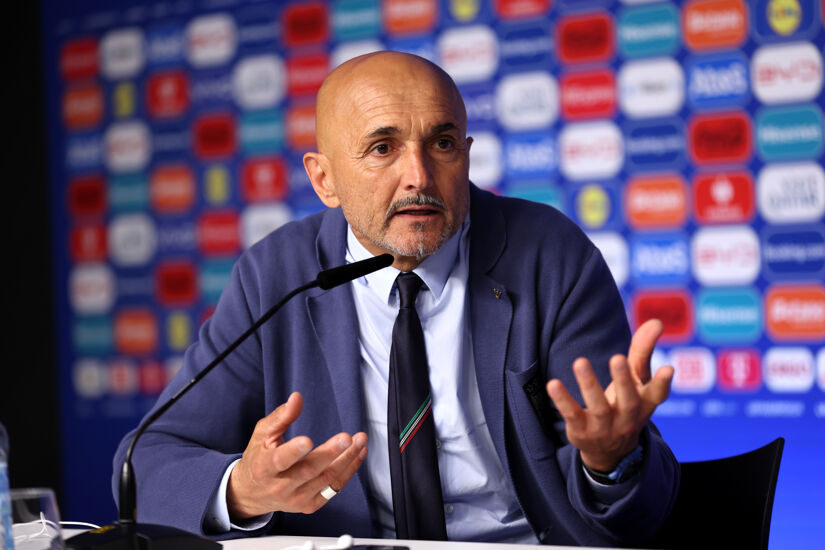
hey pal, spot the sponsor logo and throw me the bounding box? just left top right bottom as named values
left=191, top=72, right=233, bottom=103
left=670, top=348, right=715, bottom=392
left=233, top=55, right=286, bottom=110
left=70, top=264, right=116, bottom=315
left=754, top=0, right=817, bottom=40
left=687, top=53, right=749, bottom=108
left=66, top=134, right=102, bottom=171
left=630, top=232, right=690, bottom=286
left=618, top=3, right=680, bottom=58
left=752, top=42, right=823, bottom=104
left=625, top=174, right=688, bottom=229
left=505, top=183, right=565, bottom=213
left=198, top=210, right=240, bottom=256
left=236, top=8, right=280, bottom=47
left=241, top=157, right=288, bottom=202
left=286, top=104, right=317, bottom=150
left=448, top=0, right=482, bottom=22
left=283, top=2, right=328, bottom=47
left=757, top=162, right=825, bottom=223
left=496, top=71, right=558, bottom=130
left=561, top=70, right=616, bottom=121
left=632, top=290, right=693, bottom=342
left=150, top=165, right=195, bottom=214
left=147, top=24, right=185, bottom=66
left=559, top=121, right=623, bottom=180
left=60, top=37, right=98, bottom=80
left=683, top=0, right=748, bottom=51
left=204, top=165, right=232, bottom=206
left=692, top=225, right=760, bottom=286
left=108, top=213, right=158, bottom=267
left=765, top=284, right=825, bottom=341
left=109, top=175, right=149, bottom=213
left=697, top=288, right=762, bottom=343
left=186, top=13, right=237, bottom=68
left=494, top=0, right=550, bottom=19
left=619, top=58, right=684, bottom=119
left=104, top=121, right=151, bottom=173
left=588, top=232, right=629, bottom=287
left=504, top=132, right=556, bottom=178
left=146, top=70, right=189, bottom=119
left=624, top=119, right=684, bottom=169
left=332, top=0, right=381, bottom=41
left=756, top=105, right=824, bottom=161
left=156, top=221, right=197, bottom=254
left=763, top=346, right=815, bottom=392
left=693, top=171, right=755, bottom=224
left=73, top=316, right=112, bottom=355
left=763, top=227, right=825, bottom=280
left=112, top=81, right=137, bottom=119
left=193, top=113, right=236, bottom=159
left=438, top=25, right=498, bottom=83
left=689, top=111, right=752, bottom=164
left=73, top=359, right=108, bottom=398
left=499, top=22, right=553, bottom=70
left=201, top=259, right=235, bottom=303
left=166, top=311, right=193, bottom=352
left=63, top=86, right=104, bottom=130
left=117, top=273, right=154, bottom=300
left=156, top=260, right=198, bottom=306
left=70, top=224, right=107, bottom=262
left=139, top=361, right=167, bottom=395
left=717, top=349, right=761, bottom=392
left=100, top=28, right=145, bottom=80
left=287, top=53, right=329, bottom=97
left=67, top=175, right=106, bottom=218
left=241, top=204, right=293, bottom=249
left=114, top=309, right=158, bottom=355
left=557, top=12, right=613, bottom=64
left=384, top=0, right=437, bottom=35
left=240, top=110, right=284, bottom=154
left=574, top=183, right=618, bottom=230
left=468, top=131, right=503, bottom=189
left=462, top=86, right=497, bottom=124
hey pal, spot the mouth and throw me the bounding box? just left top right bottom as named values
left=386, top=195, right=448, bottom=221
left=392, top=205, right=443, bottom=218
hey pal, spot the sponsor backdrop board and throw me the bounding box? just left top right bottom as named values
left=43, top=0, right=824, bottom=547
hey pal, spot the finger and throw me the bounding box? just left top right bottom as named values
left=546, top=378, right=586, bottom=433
left=256, top=392, right=304, bottom=446
left=640, top=365, right=674, bottom=419
left=627, top=319, right=664, bottom=384
left=299, top=432, right=369, bottom=504
left=269, top=435, right=314, bottom=472
left=573, top=358, right=610, bottom=417
left=282, top=432, right=355, bottom=487
left=610, top=354, right=642, bottom=428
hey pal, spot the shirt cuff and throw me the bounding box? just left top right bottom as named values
left=204, top=458, right=273, bottom=533
left=581, top=463, right=636, bottom=505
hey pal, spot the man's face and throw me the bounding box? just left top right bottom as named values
left=306, top=56, right=472, bottom=266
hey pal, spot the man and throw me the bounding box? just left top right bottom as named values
left=113, top=52, right=678, bottom=547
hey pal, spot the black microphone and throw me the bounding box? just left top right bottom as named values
left=65, top=253, right=394, bottom=550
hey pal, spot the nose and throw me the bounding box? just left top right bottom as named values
left=400, top=143, right=433, bottom=192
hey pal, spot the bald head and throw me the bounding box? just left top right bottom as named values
left=314, top=51, right=466, bottom=155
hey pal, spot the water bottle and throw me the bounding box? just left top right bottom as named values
left=0, top=421, right=13, bottom=549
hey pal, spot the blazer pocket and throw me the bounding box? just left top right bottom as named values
left=505, top=361, right=563, bottom=461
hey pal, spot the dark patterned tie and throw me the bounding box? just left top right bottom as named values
left=387, top=272, right=448, bottom=540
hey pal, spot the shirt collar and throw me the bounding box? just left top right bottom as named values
left=345, top=218, right=468, bottom=305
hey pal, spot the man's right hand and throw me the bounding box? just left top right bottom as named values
left=227, top=392, right=368, bottom=520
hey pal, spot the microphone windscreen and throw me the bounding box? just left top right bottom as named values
left=316, top=253, right=394, bottom=290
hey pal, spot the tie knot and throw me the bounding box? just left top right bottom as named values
left=396, top=272, right=423, bottom=309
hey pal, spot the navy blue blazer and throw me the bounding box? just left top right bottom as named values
left=113, top=185, right=679, bottom=547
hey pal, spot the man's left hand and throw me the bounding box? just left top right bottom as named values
left=546, top=319, right=674, bottom=473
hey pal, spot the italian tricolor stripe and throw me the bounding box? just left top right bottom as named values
left=399, top=394, right=432, bottom=453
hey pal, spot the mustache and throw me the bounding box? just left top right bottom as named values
left=385, top=194, right=447, bottom=218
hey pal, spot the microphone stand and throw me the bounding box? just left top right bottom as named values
left=65, top=254, right=393, bottom=550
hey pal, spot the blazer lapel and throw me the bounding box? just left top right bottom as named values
left=467, top=186, right=514, bottom=466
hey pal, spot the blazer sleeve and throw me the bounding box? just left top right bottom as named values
left=546, top=246, right=680, bottom=544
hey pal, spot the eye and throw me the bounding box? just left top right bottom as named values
left=372, top=143, right=391, bottom=155
left=434, top=137, right=455, bottom=151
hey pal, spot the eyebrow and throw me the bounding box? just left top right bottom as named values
left=364, top=122, right=459, bottom=140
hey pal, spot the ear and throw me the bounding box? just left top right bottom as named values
left=303, top=152, right=340, bottom=208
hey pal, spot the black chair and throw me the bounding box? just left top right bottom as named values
left=646, top=437, right=785, bottom=550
